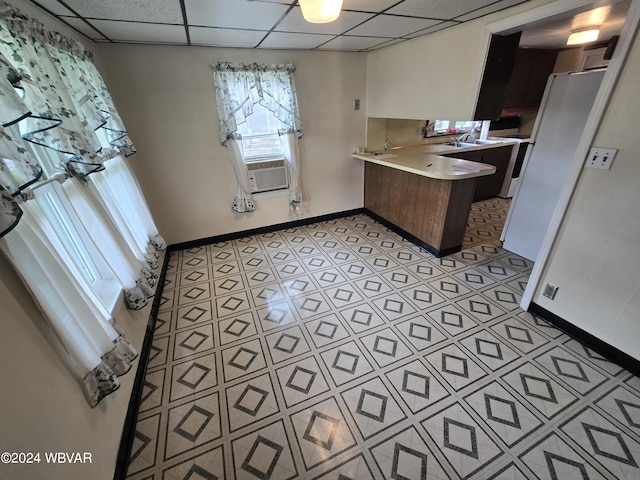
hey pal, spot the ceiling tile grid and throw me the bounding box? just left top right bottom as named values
left=29, top=0, right=534, bottom=51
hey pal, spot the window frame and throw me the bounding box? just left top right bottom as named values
left=426, top=119, right=484, bottom=137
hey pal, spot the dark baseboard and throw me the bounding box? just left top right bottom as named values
left=363, top=209, right=461, bottom=258
left=113, top=251, right=171, bottom=480
left=167, top=208, right=365, bottom=252
left=529, top=302, right=640, bottom=377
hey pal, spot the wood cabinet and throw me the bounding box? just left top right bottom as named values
left=474, top=32, right=522, bottom=121
left=364, top=162, right=477, bottom=256
left=444, top=145, right=512, bottom=201
left=503, top=48, right=558, bottom=110
left=475, top=43, right=559, bottom=119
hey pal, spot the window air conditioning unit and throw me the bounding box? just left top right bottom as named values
left=247, top=159, right=288, bottom=193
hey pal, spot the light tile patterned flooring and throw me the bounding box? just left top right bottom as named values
left=127, top=197, right=640, bottom=479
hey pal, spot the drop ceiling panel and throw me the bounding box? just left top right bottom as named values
left=455, top=0, right=530, bottom=22
left=87, top=20, right=187, bottom=44
left=190, top=27, right=266, bottom=48
left=276, top=7, right=373, bottom=35
left=342, top=0, right=403, bottom=13
left=347, top=14, right=440, bottom=38
left=317, top=35, right=393, bottom=51
left=32, top=0, right=75, bottom=16
left=59, top=16, right=107, bottom=40
left=258, top=32, right=335, bottom=50
left=185, top=0, right=290, bottom=30
left=403, top=21, right=459, bottom=39
left=387, top=0, right=497, bottom=20
left=61, top=0, right=183, bottom=23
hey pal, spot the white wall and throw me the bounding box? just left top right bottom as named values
left=366, top=0, right=556, bottom=120
left=533, top=27, right=640, bottom=357
left=96, top=45, right=367, bottom=245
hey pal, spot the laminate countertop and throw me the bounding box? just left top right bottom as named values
left=353, top=142, right=516, bottom=180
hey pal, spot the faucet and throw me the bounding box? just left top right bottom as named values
left=456, top=131, right=476, bottom=143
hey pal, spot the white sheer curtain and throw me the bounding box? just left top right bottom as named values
left=89, top=155, right=166, bottom=268
left=211, top=62, right=303, bottom=213
left=280, top=131, right=302, bottom=214
left=0, top=196, right=137, bottom=407
left=0, top=1, right=164, bottom=406
left=61, top=178, right=156, bottom=310
left=226, top=138, right=255, bottom=213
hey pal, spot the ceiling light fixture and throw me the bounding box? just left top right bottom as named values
left=567, top=28, right=600, bottom=45
left=299, top=0, right=343, bottom=24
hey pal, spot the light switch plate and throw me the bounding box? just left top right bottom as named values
left=586, top=147, right=617, bottom=170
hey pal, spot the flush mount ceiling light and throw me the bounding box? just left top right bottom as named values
left=299, top=0, right=343, bottom=24
left=567, top=28, right=600, bottom=45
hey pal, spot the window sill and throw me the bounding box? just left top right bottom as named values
left=252, top=189, right=289, bottom=200
left=94, top=278, right=123, bottom=316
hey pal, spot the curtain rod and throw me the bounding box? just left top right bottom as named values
left=28, top=171, right=68, bottom=191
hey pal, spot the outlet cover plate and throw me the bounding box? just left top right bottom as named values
left=543, top=283, right=558, bottom=300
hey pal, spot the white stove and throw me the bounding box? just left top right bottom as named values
left=488, top=129, right=531, bottom=198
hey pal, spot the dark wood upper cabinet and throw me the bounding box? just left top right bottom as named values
left=503, top=48, right=559, bottom=110
left=474, top=35, right=560, bottom=120
left=473, top=32, right=522, bottom=121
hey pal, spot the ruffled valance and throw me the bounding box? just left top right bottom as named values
left=212, top=61, right=303, bottom=145
left=0, top=0, right=138, bottom=239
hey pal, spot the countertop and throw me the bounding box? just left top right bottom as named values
left=353, top=141, right=516, bottom=180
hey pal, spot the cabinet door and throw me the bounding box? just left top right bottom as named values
left=523, top=50, right=558, bottom=106
left=473, top=32, right=522, bottom=120
left=503, top=48, right=559, bottom=110
left=476, top=146, right=511, bottom=200
left=503, top=49, right=534, bottom=108
left=444, top=146, right=511, bottom=201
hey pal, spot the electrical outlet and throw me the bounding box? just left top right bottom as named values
left=586, top=147, right=617, bottom=170
left=542, top=283, right=558, bottom=300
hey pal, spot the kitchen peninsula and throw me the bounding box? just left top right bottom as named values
left=354, top=144, right=499, bottom=257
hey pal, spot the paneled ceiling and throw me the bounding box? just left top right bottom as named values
left=30, top=0, right=533, bottom=51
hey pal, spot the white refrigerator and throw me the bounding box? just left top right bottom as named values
left=501, top=70, right=605, bottom=261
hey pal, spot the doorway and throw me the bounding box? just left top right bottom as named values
left=485, top=0, right=639, bottom=310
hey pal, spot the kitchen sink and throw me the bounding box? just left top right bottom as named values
left=443, top=141, right=472, bottom=147
left=443, top=139, right=501, bottom=148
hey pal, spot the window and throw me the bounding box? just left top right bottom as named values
left=212, top=61, right=303, bottom=212
left=20, top=141, right=121, bottom=311
left=236, top=103, right=285, bottom=161
left=426, top=120, right=484, bottom=137
left=37, top=183, right=103, bottom=286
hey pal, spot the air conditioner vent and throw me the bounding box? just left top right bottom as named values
left=247, top=159, right=288, bottom=193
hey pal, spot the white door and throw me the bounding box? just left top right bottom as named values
left=501, top=71, right=605, bottom=261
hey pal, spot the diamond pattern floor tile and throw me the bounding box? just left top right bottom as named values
left=126, top=198, right=640, bottom=480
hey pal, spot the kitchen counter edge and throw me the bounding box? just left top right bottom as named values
left=353, top=143, right=509, bottom=180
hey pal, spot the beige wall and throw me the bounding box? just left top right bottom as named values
left=97, top=44, right=367, bottom=245
left=366, top=0, right=556, bottom=120
left=534, top=26, right=640, bottom=357
left=0, top=252, right=154, bottom=480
